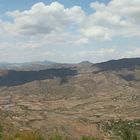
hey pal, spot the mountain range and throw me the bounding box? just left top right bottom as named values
left=0, top=57, right=140, bottom=138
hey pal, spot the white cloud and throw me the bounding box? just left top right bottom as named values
left=125, top=48, right=140, bottom=58
left=0, top=42, right=11, bottom=48
left=1, top=0, right=140, bottom=44
left=81, top=26, right=112, bottom=41
left=16, top=31, right=88, bottom=49
left=89, top=0, right=140, bottom=38
left=0, top=0, right=140, bottom=63
left=3, top=2, right=85, bottom=36
left=79, top=48, right=116, bottom=57
left=109, top=0, right=140, bottom=24
left=75, top=37, right=89, bottom=45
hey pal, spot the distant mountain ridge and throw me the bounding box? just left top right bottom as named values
left=95, top=57, right=140, bottom=71
left=1, top=57, right=140, bottom=71
left=0, top=57, right=140, bottom=87
left=0, top=60, right=56, bottom=71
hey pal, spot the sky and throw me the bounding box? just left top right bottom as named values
left=0, top=0, right=140, bottom=63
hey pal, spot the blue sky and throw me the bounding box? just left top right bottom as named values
left=0, top=0, right=140, bottom=63
left=0, top=0, right=110, bottom=13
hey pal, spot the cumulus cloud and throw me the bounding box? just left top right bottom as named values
left=1, top=0, right=140, bottom=43
left=109, top=0, right=140, bottom=24
left=89, top=0, right=140, bottom=38
left=3, top=2, right=85, bottom=36
left=81, top=26, right=112, bottom=41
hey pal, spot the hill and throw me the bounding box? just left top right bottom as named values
left=0, top=58, right=139, bottom=138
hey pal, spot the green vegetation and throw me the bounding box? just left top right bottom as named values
left=3, top=131, right=45, bottom=140
left=101, top=119, right=140, bottom=140
left=0, top=129, right=99, bottom=140
left=48, top=135, right=99, bottom=140
left=0, top=125, right=3, bottom=140
left=79, top=136, right=99, bottom=140
left=49, top=135, right=63, bottom=140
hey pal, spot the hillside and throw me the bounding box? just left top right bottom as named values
left=0, top=58, right=140, bottom=138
